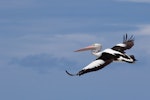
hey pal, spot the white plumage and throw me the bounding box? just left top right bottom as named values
left=83, top=60, right=105, bottom=70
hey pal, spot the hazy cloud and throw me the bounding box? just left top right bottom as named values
left=0, top=33, right=102, bottom=58
left=116, top=0, right=150, bottom=3
left=134, top=25, right=150, bottom=35
left=126, top=24, right=150, bottom=56
left=0, top=0, right=37, bottom=8
left=0, top=1, right=150, bottom=100
left=10, top=53, right=77, bottom=72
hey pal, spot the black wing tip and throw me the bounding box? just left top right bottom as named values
left=65, top=70, right=78, bottom=76
left=123, top=33, right=135, bottom=42
left=129, top=34, right=135, bottom=41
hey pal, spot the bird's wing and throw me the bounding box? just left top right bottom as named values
left=66, top=53, right=113, bottom=76
left=111, top=34, right=134, bottom=53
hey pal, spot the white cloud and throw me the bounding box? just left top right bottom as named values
left=127, top=24, right=150, bottom=55
left=10, top=53, right=77, bottom=72
left=132, top=24, right=150, bottom=35
left=2, top=33, right=103, bottom=71
left=0, top=34, right=102, bottom=60
left=0, top=0, right=36, bottom=8
left=116, top=0, right=150, bottom=3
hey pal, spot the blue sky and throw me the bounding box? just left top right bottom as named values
left=0, top=0, right=150, bottom=100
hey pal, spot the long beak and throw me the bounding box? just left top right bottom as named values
left=74, top=45, right=96, bottom=52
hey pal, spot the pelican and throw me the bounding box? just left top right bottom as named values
left=66, top=34, right=136, bottom=76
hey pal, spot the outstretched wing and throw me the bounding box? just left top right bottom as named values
left=66, top=53, right=113, bottom=76
left=111, top=34, right=134, bottom=53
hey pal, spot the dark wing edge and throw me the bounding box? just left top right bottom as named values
left=123, top=33, right=135, bottom=50
left=65, top=70, right=78, bottom=76
left=66, top=59, right=113, bottom=76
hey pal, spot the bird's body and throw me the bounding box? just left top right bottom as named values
left=66, top=34, right=136, bottom=76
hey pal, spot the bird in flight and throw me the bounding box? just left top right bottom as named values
left=66, top=34, right=136, bottom=76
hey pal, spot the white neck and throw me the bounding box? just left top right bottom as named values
left=91, top=50, right=102, bottom=57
